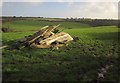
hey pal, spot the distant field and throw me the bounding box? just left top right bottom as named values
left=3, top=20, right=90, bottom=31
left=2, top=18, right=119, bottom=82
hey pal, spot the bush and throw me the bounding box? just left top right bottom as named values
left=1, top=27, right=13, bottom=32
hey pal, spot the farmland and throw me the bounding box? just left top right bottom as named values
left=2, top=18, right=119, bottom=82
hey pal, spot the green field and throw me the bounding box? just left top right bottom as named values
left=3, top=20, right=90, bottom=31
left=2, top=19, right=119, bottom=82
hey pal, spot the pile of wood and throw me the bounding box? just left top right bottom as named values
left=15, top=24, right=73, bottom=49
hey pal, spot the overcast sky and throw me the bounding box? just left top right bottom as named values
left=1, top=0, right=119, bottom=19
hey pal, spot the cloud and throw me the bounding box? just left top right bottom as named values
left=0, top=0, right=2, bottom=16
left=57, top=0, right=119, bottom=2
left=24, top=0, right=44, bottom=2
left=0, top=0, right=2, bottom=7
left=2, top=0, right=119, bottom=2
left=3, top=0, right=44, bottom=2
left=64, top=2, right=118, bottom=19
left=58, top=0, right=77, bottom=2
left=85, top=0, right=119, bottom=2
left=1, top=1, right=118, bottom=19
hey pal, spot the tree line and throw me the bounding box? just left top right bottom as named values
left=65, top=18, right=119, bottom=27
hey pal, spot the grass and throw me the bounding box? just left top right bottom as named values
left=3, top=20, right=90, bottom=31
left=2, top=19, right=119, bottom=82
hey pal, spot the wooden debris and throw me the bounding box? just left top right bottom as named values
left=14, top=24, right=73, bottom=49
left=0, top=45, right=8, bottom=49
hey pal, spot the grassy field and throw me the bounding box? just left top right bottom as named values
left=3, top=20, right=90, bottom=31
left=2, top=19, right=119, bottom=82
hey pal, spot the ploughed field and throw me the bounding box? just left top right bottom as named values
left=2, top=18, right=119, bottom=81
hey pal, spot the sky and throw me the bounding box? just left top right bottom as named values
left=1, top=0, right=119, bottom=19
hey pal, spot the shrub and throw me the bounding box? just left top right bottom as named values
left=1, top=27, right=13, bottom=32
